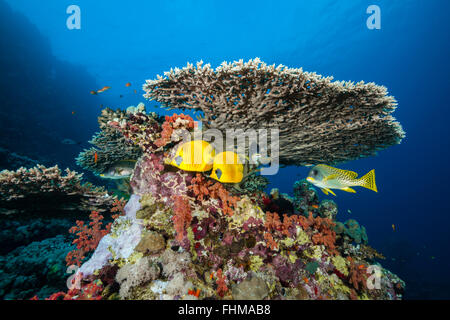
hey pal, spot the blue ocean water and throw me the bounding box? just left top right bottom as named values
left=0, top=0, right=449, bottom=299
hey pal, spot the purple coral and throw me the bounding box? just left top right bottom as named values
left=130, top=153, right=192, bottom=206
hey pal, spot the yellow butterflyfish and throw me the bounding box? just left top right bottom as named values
left=306, top=164, right=377, bottom=196
left=166, top=140, right=215, bottom=172
left=209, top=151, right=244, bottom=183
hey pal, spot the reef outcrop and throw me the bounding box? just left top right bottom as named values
left=31, top=59, right=405, bottom=300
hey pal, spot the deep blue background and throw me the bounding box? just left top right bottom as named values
left=2, top=0, right=449, bottom=299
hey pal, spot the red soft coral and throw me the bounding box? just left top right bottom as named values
left=110, top=198, right=127, bottom=219
left=46, top=281, right=103, bottom=300
left=172, top=195, right=192, bottom=242
left=155, top=113, right=195, bottom=147
left=66, top=211, right=111, bottom=266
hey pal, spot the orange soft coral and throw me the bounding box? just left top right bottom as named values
left=66, top=211, right=112, bottom=266
left=264, top=232, right=278, bottom=250
left=347, top=257, right=368, bottom=292
left=297, top=212, right=337, bottom=255
left=216, top=268, right=228, bottom=297
left=172, top=195, right=192, bottom=242
left=189, top=173, right=239, bottom=216
left=264, top=211, right=282, bottom=231
left=155, top=113, right=195, bottom=147
left=43, top=280, right=103, bottom=300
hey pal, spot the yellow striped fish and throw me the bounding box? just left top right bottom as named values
left=306, top=164, right=377, bottom=196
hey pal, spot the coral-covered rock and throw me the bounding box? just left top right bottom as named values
left=318, top=200, right=338, bottom=220
left=232, top=275, right=269, bottom=300
left=78, top=194, right=143, bottom=277
left=135, top=231, right=166, bottom=255
left=130, top=153, right=192, bottom=205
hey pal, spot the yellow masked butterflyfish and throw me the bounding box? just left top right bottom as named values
left=167, top=140, right=215, bottom=172
left=209, top=151, right=244, bottom=183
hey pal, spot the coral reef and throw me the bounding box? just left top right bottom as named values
left=143, top=58, right=405, bottom=166
left=76, top=108, right=143, bottom=174
left=0, top=165, right=115, bottom=216
left=0, top=218, right=73, bottom=255
left=18, top=60, right=405, bottom=300
left=69, top=170, right=404, bottom=300
left=130, top=153, right=192, bottom=205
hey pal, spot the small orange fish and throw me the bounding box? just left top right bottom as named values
left=90, top=90, right=98, bottom=95
left=125, top=82, right=131, bottom=87
left=303, top=277, right=309, bottom=284
left=94, top=152, right=98, bottom=163
left=209, top=272, right=214, bottom=280
left=312, top=204, right=319, bottom=209
left=134, top=89, right=137, bottom=94
left=188, top=289, right=200, bottom=298
left=97, top=86, right=111, bottom=93
left=71, top=111, right=76, bottom=115
left=392, top=224, right=395, bottom=232
left=358, top=264, right=366, bottom=270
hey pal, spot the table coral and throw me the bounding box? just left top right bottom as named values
left=0, top=165, right=114, bottom=216
left=143, top=58, right=405, bottom=166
